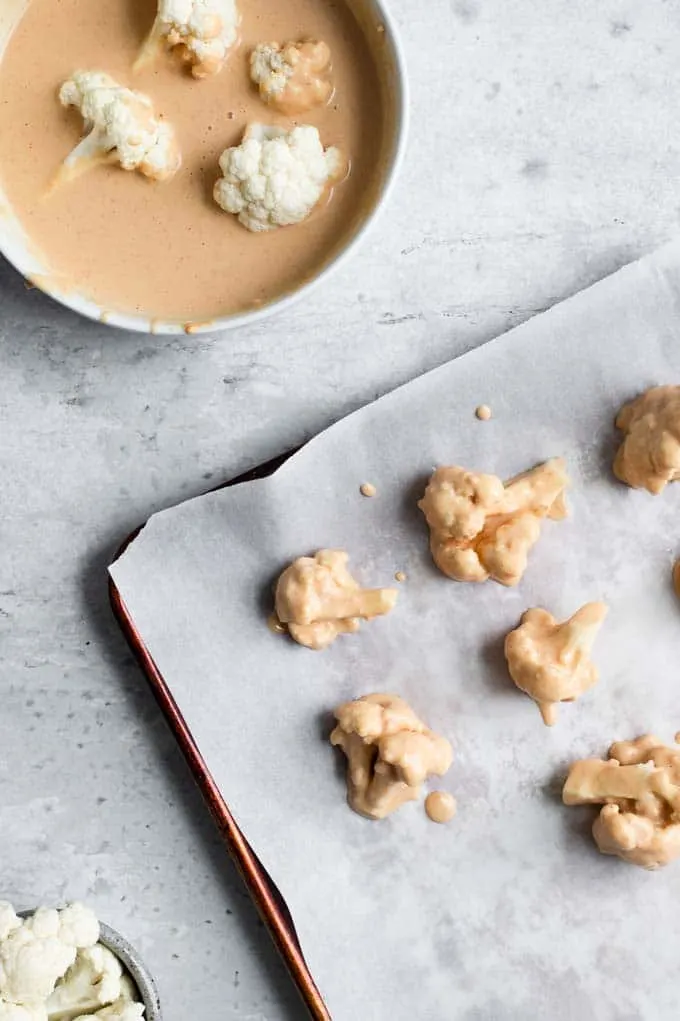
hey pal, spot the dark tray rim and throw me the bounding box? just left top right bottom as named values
left=108, top=450, right=330, bottom=1021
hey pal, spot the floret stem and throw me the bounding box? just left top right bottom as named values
left=48, top=130, right=110, bottom=192
left=559, top=603, right=607, bottom=658
left=335, top=588, right=397, bottom=620
left=133, top=21, right=165, bottom=73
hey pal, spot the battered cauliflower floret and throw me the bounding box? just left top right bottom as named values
left=46, top=944, right=123, bottom=1020
left=213, top=124, right=342, bottom=232
left=274, top=550, right=397, bottom=650
left=138, top=0, right=240, bottom=78
left=250, top=41, right=332, bottom=114
left=563, top=735, right=680, bottom=869
left=504, top=602, right=608, bottom=726
left=58, top=72, right=181, bottom=184
left=418, top=458, right=569, bottom=586
left=330, top=694, right=453, bottom=820
left=0, top=904, right=98, bottom=1005
left=72, top=1002, right=144, bottom=1021
left=613, top=385, right=680, bottom=494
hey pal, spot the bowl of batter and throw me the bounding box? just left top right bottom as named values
left=0, top=0, right=407, bottom=334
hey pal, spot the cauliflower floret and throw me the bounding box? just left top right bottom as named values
left=214, top=124, right=342, bottom=232
left=0, top=1003, right=47, bottom=1021
left=613, top=385, right=680, bottom=494
left=330, top=694, right=453, bottom=820
left=563, top=735, right=680, bottom=869
left=58, top=72, right=181, bottom=184
left=0, top=909, right=21, bottom=945
left=250, top=41, right=332, bottom=114
left=116, top=976, right=137, bottom=1003
left=418, top=458, right=569, bottom=585
left=273, top=550, right=398, bottom=650
left=0, top=905, right=98, bottom=1006
left=46, top=945, right=123, bottom=1020
left=504, top=602, right=608, bottom=726
left=138, top=0, right=240, bottom=78
left=71, top=1002, right=144, bottom=1021
left=42, top=907, right=99, bottom=953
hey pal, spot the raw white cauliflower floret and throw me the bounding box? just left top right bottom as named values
left=58, top=72, right=181, bottom=183
left=250, top=41, right=332, bottom=113
left=72, top=1001, right=144, bottom=1021
left=0, top=1004, right=47, bottom=1021
left=0, top=908, right=21, bottom=944
left=0, top=904, right=98, bottom=1005
left=46, top=944, right=123, bottom=1020
left=214, top=124, right=342, bottom=232
left=139, top=0, right=240, bottom=78
left=43, top=906, right=99, bottom=953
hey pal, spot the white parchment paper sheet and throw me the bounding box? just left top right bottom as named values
left=111, top=240, right=680, bottom=1021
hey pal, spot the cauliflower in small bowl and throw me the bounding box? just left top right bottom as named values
left=0, top=904, right=160, bottom=1021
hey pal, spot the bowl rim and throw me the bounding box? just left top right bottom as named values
left=99, top=921, right=162, bottom=1020
left=0, top=0, right=409, bottom=336
left=16, top=910, right=162, bottom=1019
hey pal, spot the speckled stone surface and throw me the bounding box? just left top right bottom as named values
left=1, top=1, right=680, bottom=1018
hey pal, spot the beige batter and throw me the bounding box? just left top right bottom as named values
left=0, top=0, right=385, bottom=320
left=424, top=790, right=456, bottom=824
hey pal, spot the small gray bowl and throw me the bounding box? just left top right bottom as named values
left=18, top=911, right=161, bottom=1020
left=99, top=921, right=162, bottom=1021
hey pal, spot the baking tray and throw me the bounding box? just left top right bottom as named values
left=109, top=450, right=331, bottom=1021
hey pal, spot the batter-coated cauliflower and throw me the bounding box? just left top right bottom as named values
left=563, top=735, right=680, bottom=869
left=330, top=694, right=453, bottom=819
left=504, top=602, right=608, bottom=726
left=58, top=72, right=181, bottom=184
left=274, top=550, right=397, bottom=650
left=418, top=458, right=569, bottom=586
left=613, top=385, right=680, bottom=494
left=0, top=904, right=98, bottom=1005
left=250, top=41, right=332, bottom=114
left=137, top=0, right=240, bottom=78
left=214, top=124, right=342, bottom=232
left=46, top=945, right=124, bottom=1020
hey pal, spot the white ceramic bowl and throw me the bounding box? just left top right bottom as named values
left=0, top=0, right=408, bottom=335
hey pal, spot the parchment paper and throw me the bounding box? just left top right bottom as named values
left=110, top=240, right=680, bottom=1021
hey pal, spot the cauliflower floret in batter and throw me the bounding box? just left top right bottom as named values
left=137, top=0, right=240, bottom=78
left=250, top=41, right=332, bottom=114
left=57, top=71, right=181, bottom=184
left=213, top=124, right=342, bottom=232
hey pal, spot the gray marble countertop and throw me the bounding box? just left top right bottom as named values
left=1, top=1, right=679, bottom=1018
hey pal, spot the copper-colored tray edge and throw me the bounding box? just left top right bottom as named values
left=109, top=453, right=330, bottom=1021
